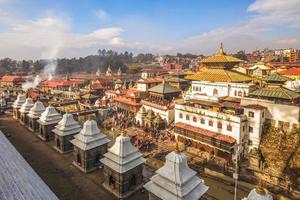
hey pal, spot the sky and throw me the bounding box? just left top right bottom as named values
left=0, top=0, right=300, bottom=60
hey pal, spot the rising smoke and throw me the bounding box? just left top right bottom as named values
left=22, top=39, right=63, bottom=91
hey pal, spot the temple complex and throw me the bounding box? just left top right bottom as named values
left=12, top=94, right=26, bottom=120
left=114, top=89, right=144, bottom=115
left=101, top=131, right=145, bottom=199
left=19, top=98, right=34, bottom=125
left=186, top=43, right=255, bottom=100
left=27, top=101, right=46, bottom=132
left=144, top=146, right=208, bottom=200
left=37, top=106, right=62, bottom=141
left=136, top=80, right=181, bottom=128
left=71, top=120, right=110, bottom=173
left=52, top=113, right=82, bottom=154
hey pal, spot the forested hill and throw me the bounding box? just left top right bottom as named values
left=0, top=49, right=156, bottom=75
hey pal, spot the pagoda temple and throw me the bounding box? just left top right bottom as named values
left=101, top=131, right=145, bottom=199
left=52, top=113, right=81, bottom=154
left=144, top=146, right=208, bottom=200
left=186, top=43, right=254, bottom=99
left=19, top=98, right=34, bottom=125
left=137, top=80, right=181, bottom=128
left=12, top=94, right=26, bottom=120
left=27, top=101, right=45, bottom=132
left=70, top=119, right=110, bottom=173
left=37, top=106, right=62, bottom=141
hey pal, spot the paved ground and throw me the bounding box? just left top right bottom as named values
left=0, top=114, right=251, bottom=200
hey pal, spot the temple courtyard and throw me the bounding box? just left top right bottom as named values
left=0, top=113, right=252, bottom=200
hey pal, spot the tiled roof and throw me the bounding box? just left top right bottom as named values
left=136, top=77, right=163, bottom=84
left=1, top=75, right=24, bottom=82
left=42, top=79, right=84, bottom=87
left=250, top=86, right=300, bottom=100
left=148, top=81, right=181, bottom=94
left=185, top=68, right=252, bottom=82
left=201, top=44, right=242, bottom=64
left=263, top=73, right=292, bottom=83
left=242, top=104, right=266, bottom=110
left=279, top=67, right=300, bottom=76
left=175, top=122, right=236, bottom=144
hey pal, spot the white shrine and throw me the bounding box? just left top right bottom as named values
left=101, top=131, right=145, bottom=199
left=27, top=101, right=45, bottom=132
left=242, top=186, right=273, bottom=200
left=71, top=119, right=110, bottom=172
left=37, top=106, right=62, bottom=141
left=52, top=113, right=82, bottom=154
left=19, top=98, right=34, bottom=125
left=144, top=146, right=208, bottom=200
left=12, top=94, right=26, bottom=119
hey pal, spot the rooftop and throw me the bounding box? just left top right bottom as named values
left=186, top=68, right=252, bottom=83
left=0, top=131, right=59, bottom=200
left=249, top=86, right=300, bottom=100
left=148, top=81, right=181, bottom=94
left=100, top=133, right=145, bottom=173
left=279, top=67, right=300, bottom=76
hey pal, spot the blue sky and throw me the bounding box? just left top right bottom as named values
left=0, top=0, right=300, bottom=59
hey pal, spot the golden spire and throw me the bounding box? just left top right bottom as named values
left=216, top=42, right=226, bottom=55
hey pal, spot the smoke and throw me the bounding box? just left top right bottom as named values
left=22, top=32, right=64, bottom=91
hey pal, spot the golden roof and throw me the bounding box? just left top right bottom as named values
left=201, top=43, right=242, bottom=64
left=186, top=68, right=252, bottom=82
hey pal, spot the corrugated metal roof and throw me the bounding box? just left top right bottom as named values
left=0, top=131, right=58, bottom=200
left=148, top=81, right=181, bottom=94
left=250, top=86, right=300, bottom=100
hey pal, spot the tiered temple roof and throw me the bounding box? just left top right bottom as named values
left=19, top=98, right=34, bottom=114
left=27, top=101, right=46, bottom=119
left=186, top=68, right=252, bottom=82
left=71, top=120, right=110, bottom=151
left=186, top=44, right=252, bottom=83
left=144, top=150, right=208, bottom=200
left=201, top=43, right=242, bottom=66
left=38, top=106, right=62, bottom=125
left=263, top=73, right=292, bottom=83
left=100, top=132, right=145, bottom=173
left=52, top=114, right=81, bottom=136
left=12, top=95, right=26, bottom=109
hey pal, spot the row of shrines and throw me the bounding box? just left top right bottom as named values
left=12, top=94, right=273, bottom=200
left=11, top=94, right=211, bottom=200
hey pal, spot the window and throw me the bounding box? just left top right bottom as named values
left=193, top=116, right=197, bottom=122
left=262, top=112, right=264, bottom=118
left=213, top=89, right=218, bottom=96
left=248, top=140, right=253, bottom=145
left=186, top=115, right=190, bottom=120
left=234, top=90, right=237, bottom=96
left=238, top=91, right=243, bottom=96
left=217, top=122, right=222, bottom=129
left=198, top=87, right=201, bottom=92
left=249, top=126, right=253, bottom=133
left=201, top=118, right=205, bottom=124
left=227, top=124, right=232, bottom=131
left=179, top=113, right=183, bottom=119
left=243, top=126, right=245, bottom=132
left=248, top=111, right=254, bottom=118
left=209, top=120, right=213, bottom=127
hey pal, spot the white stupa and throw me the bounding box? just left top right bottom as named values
left=12, top=94, right=26, bottom=109
left=38, top=106, right=62, bottom=125
left=100, top=132, right=145, bottom=173
left=19, top=98, right=34, bottom=114
left=144, top=146, right=208, bottom=200
left=52, top=114, right=81, bottom=137
left=242, top=187, right=273, bottom=200
left=71, top=120, right=110, bottom=151
left=94, top=99, right=101, bottom=108
left=27, top=101, right=46, bottom=119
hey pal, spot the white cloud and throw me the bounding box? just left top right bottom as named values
left=183, top=0, right=300, bottom=54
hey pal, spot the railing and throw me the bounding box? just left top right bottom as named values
left=174, top=126, right=234, bottom=152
